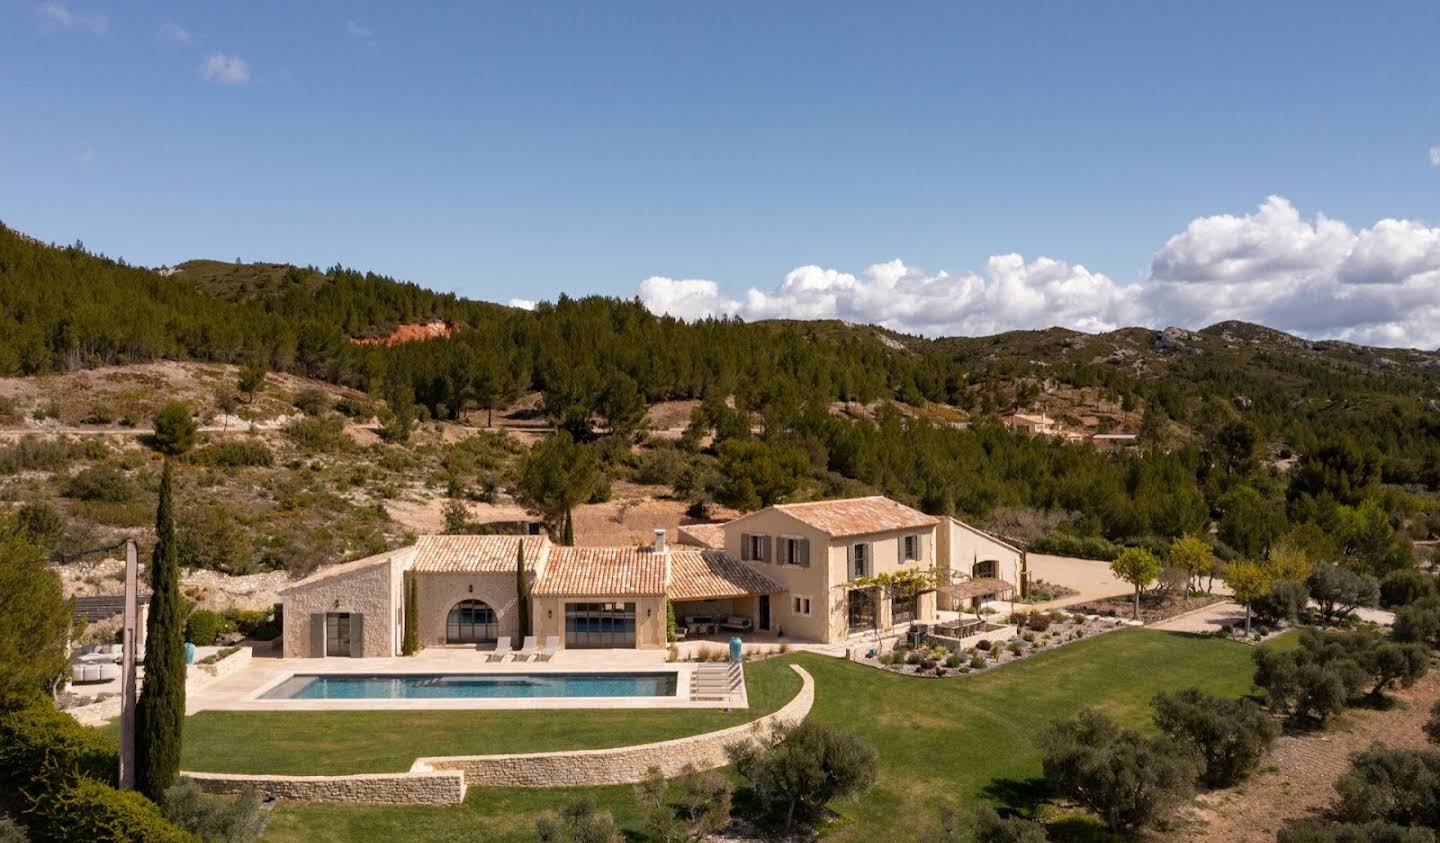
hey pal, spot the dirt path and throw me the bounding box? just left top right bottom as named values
left=1167, top=671, right=1440, bottom=841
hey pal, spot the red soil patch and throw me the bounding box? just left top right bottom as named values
left=349, top=321, right=455, bottom=346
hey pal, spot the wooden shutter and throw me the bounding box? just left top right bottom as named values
left=349, top=614, right=364, bottom=658
left=846, top=544, right=856, bottom=577
left=310, top=614, right=326, bottom=658
left=866, top=543, right=875, bottom=576
left=799, top=538, right=810, bottom=568
left=740, top=534, right=752, bottom=561
left=761, top=536, right=772, bottom=562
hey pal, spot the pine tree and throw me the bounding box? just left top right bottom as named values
left=135, top=459, right=185, bottom=799
left=515, top=540, right=531, bottom=638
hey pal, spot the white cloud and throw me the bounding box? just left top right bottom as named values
left=345, top=20, right=377, bottom=50
left=1430, top=145, right=1440, bottom=167
left=158, top=23, right=194, bottom=45
left=203, top=53, right=250, bottom=84
left=637, top=196, right=1440, bottom=349
left=38, top=2, right=106, bottom=34
left=508, top=298, right=537, bottom=311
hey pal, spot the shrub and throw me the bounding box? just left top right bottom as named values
left=184, top=609, right=237, bottom=646
left=1038, top=708, right=1201, bottom=834
left=1381, top=568, right=1437, bottom=609
left=1393, top=595, right=1440, bottom=646
left=11, top=501, right=64, bottom=550
left=1277, top=820, right=1436, bottom=843
left=974, top=804, right=1049, bottom=843
left=1031, top=532, right=1120, bottom=561
left=1333, top=746, right=1440, bottom=829
left=193, top=440, right=273, bottom=468
left=0, top=701, right=192, bottom=841
left=905, top=651, right=922, bottom=665
left=291, top=388, right=331, bottom=417
left=976, top=639, right=993, bottom=651
left=1426, top=699, right=1440, bottom=747
left=970, top=655, right=987, bottom=670
left=1151, top=687, right=1280, bottom=786
left=160, top=780, right=264, bottom=843
left=535, top=796, right=621, bottom=843
left=178, top=506, right=256, bottom=575
left=726, top=720, right=877, bottom=834
left=333, top=397, right=373, bottom=420
left=1253, top=628, right=1429, bottom=722
left=1308, top=563, right=1381, bottom=626
left=1254, top=578, right=1311, bottom=625
left=945, top=655, right=961, bottom=668
left=61, top=465, right=133, bottom=502
left=0, top=816, right=25, bottom=843
left=1026, top=613, right=1051, bottom=632
left=284, top=414, right=350, bottom=452
left=0, top=436, right=82, bottom=475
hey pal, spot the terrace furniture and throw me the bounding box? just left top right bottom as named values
left=512, top=636, right=537, bottom=662
left=71, top=663, right=120, bottom=684
left=535, top=636, right=559, bottom=662
left=719, top=616, right=753, bottom=633
left=486, top=637, right=512, bottom=662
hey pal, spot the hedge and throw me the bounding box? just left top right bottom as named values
left=0, top=702, right=194, bottom=842
left=183, top=610, right=235, bottom=647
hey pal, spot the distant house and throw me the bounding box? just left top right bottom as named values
left=1002, top=412, right=1056, bottom=435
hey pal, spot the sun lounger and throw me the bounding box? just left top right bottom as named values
left=535, top=636, right=559, bottom=662
left=719, top=616, right=753, bottom=632
left=486, top=636, right=512, bottom=662
left=512, top=635, right=537, bottom=662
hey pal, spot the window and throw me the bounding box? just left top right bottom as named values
left=777, top=537, right=809, bottom=566
left=847, top=589, right=875, bottom=633
left=903, top=534, right=920, bottom=562
left=742, top=534, right=768, bottom=562
left=974, top=559, right=999, bottom=579
left=893, top=593, right=917, bottom=625
left=850, top=543, right=869, bottom=578
left=792, top=595, right=812, bottom=616
left=445, top=600, right=498, bottom=644
left=564, top=602, right=637, bottom=649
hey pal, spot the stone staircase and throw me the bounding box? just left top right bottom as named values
left=689, top=662, right=743, bottom=703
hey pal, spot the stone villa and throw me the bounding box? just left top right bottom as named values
left=280, top=495, right=1024, bottom=657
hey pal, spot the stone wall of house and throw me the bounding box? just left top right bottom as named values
left=282, top=556, right=401, bottom=658
left=182, top=769, right=465, bottom=805
left=417, top=664, right=813, bottom=787
left=531, top=593, right=668, bottom=649
left=414, top=571, right=527, bottom=648
left=193, top=645, right=251, bottom=680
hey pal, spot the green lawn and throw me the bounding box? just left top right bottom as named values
left=131, top=657, right=801, bottom=775
left=258, top=629, right=1269, bottom=842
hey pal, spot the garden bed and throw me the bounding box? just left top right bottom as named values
left=1068, top=592, right=1230, bottom=625
left=859, top=610, right=1136, bottom=678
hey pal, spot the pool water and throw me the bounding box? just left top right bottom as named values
left=261, top=672, right=679, bottom=700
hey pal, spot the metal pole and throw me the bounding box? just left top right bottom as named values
left=118, top=538, right=139, bottom=789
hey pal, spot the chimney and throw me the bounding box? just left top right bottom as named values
left=653, top=528, right=668, bottom=554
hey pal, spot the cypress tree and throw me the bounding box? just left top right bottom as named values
left=135, top=459, right=184, bottom=800
left=515, top=540, right=531, bottom=638
left=562, top=509, right=574, bottom=546
left=401, top=575, right=418, bottom=655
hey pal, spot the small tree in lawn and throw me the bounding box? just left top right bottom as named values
left=1225, top=559, right=1274, bottom=635
left=726, top=720, right=878, bottom=834
left=515, top=539, right=531, bottom=639
left=136, top=460, right=185, bottom=800
left=1111, top=547, right=1160, bottom=619
left=1168, top=534, right=1215, bottom=594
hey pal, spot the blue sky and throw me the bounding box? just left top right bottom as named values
left=4, top=2, right=1440, bottom=345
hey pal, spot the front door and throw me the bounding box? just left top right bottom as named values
left=758, top=595, right=770, bottom=631
left=325, top=612, right=351, bottom=656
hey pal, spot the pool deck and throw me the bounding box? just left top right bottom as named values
left=187, top=647, right=745, bottom=713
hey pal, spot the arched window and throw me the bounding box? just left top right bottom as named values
left=974, top=559, right=999, bottom=580
left=446, top=599, right=498, bottom=644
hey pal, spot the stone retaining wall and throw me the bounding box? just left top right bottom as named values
left=193, top=645, right=251, bottom=680
left=417, top=664, right=814, bottom=788
left=182, top=664, right=814, bottom=803
left=183, top=769, right=465, bottom=805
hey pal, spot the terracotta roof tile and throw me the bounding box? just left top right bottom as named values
left=532, top=546, right=667, bottom=597
left=770, top=496, right=937, bottom=538
left=676, top=523, right=726, bottom=549
left=411, top=535, right=549, bottom=573
left=668, top=550, right=783, bottom=601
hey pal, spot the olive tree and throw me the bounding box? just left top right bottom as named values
left=1110, top=547, right=1160, bottom=620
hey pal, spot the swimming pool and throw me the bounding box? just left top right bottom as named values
left=260, top=671, right=679, bottom=700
